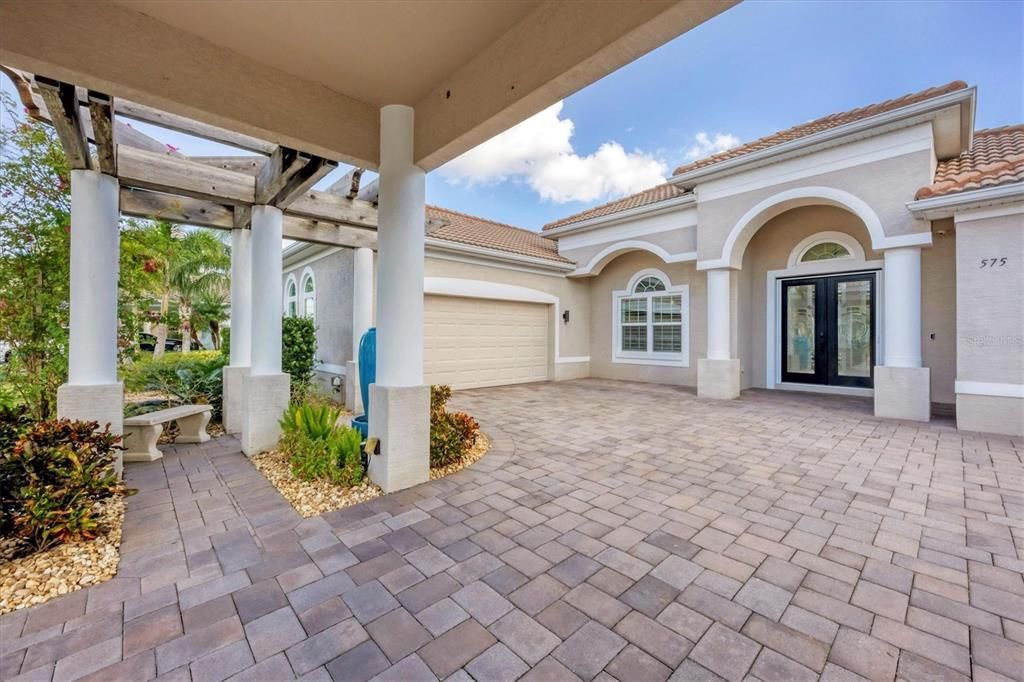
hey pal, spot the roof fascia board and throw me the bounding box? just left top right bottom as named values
left=906, top=182, right=1024, bottom=220
left=543, top=193, right=696, bottom=238
left=669, top=87, right=976, bottom=189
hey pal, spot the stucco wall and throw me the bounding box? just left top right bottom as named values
left=738, top=205, right=879, bottom=390
left=954, top=210, right=1024, bottom=435
left=587, top=250, right=705, bottom=386
left=283, top=248, right=354, bottom=368
left=921, top=222, right=956, bottom=406
left=696, top=144, right=934, bottom=263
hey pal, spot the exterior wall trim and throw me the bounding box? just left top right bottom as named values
left=571, top=240, right=697, bottom=277
left=955, top=381, right=1024, bottom=399
left=907, top=183, right=1024, bottom=220
left=315, top=362, right=346, bottom=375
left=542, top=193, right=697, bottom=238
left=425, top=238, right=574, bottom=273
left=787, top=231, right=866, bottom=268
left=698, top=185, right=929, bottom=271
left=423, top=277, right=590, bottom=367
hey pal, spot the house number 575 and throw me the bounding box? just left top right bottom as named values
left=980, top=258, right=1008, bottom=268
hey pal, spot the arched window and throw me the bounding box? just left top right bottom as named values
left=284, top=275, right=298, bottom=317
left=801, top=242, right=851, bottom=262
left=613, top=270, right=689, bottom=366
left=300, top=268, right=316, bottom=320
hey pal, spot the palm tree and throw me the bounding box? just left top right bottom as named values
left=192, top=290, right=229, bottom=350
left=169, top=230, right=230, bottom=353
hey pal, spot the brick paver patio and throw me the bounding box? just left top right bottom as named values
left=2, top=379, right=1022, bottom=681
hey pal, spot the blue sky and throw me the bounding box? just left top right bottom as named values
left=429, top=0, right=1023, bottom=230
left=3, top=1, right=1020, bottom=234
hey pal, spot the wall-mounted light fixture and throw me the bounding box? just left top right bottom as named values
left=331, top=376, right=343, bottom=392
left=562, top=310, right=571, bottom=324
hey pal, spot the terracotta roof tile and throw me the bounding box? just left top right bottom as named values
left=426, top=205, right=572, bottom=264
left=672, top=80, right=969, bottom=177
left=541, top=183, right=689, bottom=231
left=916, top=125, right=1024, bottom=199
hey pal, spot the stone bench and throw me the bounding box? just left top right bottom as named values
left=123, top=404, right=213, bottom=462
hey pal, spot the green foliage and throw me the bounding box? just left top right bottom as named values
left=282, top=316, right=317, bottom=399
left=0, top=403, right=32, bottom=454
left=429, top=385, right=480, bottom=468
left=0, top=419, right=130, bottom=550
left=277, top=400, right=363, bottom=487
left=287, top=426, right=363, bottom=487
left=122, top=351, right=227, bottom=417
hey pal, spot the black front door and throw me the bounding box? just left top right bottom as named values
left=781, top=272, right=876, bottom=388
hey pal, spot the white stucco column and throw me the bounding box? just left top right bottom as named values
left=241, top=205, right=290, bottom=454
left=882, top=247, right=922, bottom=368
left=369, top=104, right=429, bottom=493
left=875, top=245, right=929, bottom=421
left=706, top=268, right=732, bottom=361
left=345, top=247, right=374, bottom=413
left=223, top=227, right=252, bottom=434
left=698, top=267, right=740, bottom=400
left=57, top=169, right=124, bottom=471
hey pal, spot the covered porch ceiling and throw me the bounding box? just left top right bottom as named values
left=0, top=0, right=735, bottom=171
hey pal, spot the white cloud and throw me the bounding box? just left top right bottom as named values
left=439, top=102, right=666, bottom=204
left=683, top=132, right=741, bottom=161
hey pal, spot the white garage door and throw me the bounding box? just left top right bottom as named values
left=425, top=295, right=550, bottom=389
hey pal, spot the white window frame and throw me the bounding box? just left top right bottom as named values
left=299, top=267, right=316, bottom=321
left=284, top=274, right=298, bottom=318
left=612, top=268, right=689, bottom=367
left=787, top=231, right=866, bottom=268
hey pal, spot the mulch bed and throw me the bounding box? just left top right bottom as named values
left=0, top=496, right=125, bottom=615
left=255, top=432, right=491, bottom=518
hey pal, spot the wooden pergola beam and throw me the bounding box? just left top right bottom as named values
left=35, top=76, right=89, bottom=170
left=120, top=187, right=377, bottom=249
left=113, top=99, right=277, bottom=155
left=191, top=156, right=266, bottom=175
left=87, top=90, right=115, bottom=175
left=255, top=146, right=309, bottom=204
left=274, top=156, right=337, bottom=209
left=329, top=168, right=364, bottom=199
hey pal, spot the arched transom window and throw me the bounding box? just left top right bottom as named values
left=300, top=268, right=316, bottom=320
left=284, top=275, right=298, bottom=317
left=613, top=270, right=689, bottom=366
left=801, top=241, right=851, bottom=262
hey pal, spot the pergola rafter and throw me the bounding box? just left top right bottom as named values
left=9, top=68, right=380, bottom=250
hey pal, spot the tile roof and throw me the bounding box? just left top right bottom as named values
left=426, top=205, right=572, bottom=264
left=915, top=124, right=1024, bottom=199
left=672, top=80, right=970, bottom=177
left=542, top=183, right=689, bottom=231
left=542, top=81, right=970, bottom=233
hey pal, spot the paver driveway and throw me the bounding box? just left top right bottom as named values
left=2, top=379, right=1022, bottom=682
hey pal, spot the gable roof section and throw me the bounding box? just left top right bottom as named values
left=427, top=205, right=572, bottom=264
left=915, top=125, right=1024, bottom=199
left=672, top=80, right=969, bottom=177
left=542, top=183, right=689, bottom=231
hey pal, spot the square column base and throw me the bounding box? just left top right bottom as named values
left=698, top=359, right=741, bottom=400
left=345, top=361, right=362, bottom=414
left=956, top=394, right=1023, bottom=436
left=368, top=384, right=429, bottom=494
left=57, top=382, right=124, bottom=476
left=222, top=365, right=250, bottom=434
left=241, top=373, right=290, bottom=456
left=874, top=366, right=930, bottom=422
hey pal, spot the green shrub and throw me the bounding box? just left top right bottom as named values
left=288, top=426, right=363, bottom=486
left=122, top=351, right=227, bottom=418
left=0, top=419, right=130, bottom=550
left=279, top=402, right=341, bottom=441
left=0, top=403, right=32, bottom=454
left=282, top=316, right=317, bottom=399
left=429, top=385, right=480, bottom=468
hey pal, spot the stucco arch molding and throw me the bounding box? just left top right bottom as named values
left=697, top=186, right=932, bottom=270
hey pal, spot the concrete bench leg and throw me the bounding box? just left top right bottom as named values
left=176, top=411, right=212, bottom=444
left=123, top=424, right=163, bottom=462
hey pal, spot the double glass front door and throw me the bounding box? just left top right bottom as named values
left=781, top=272, right=876, bottom=388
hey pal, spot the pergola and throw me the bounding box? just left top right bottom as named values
left=0, top=0, right=734, bottom=493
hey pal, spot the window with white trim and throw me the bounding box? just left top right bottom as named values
left=284, top=276, right=298, bottom=317
left=613, top=271, right=688, bottom=366
left=300, top=268, right=316, bottom=320
left=800, top=241, right=851, bottom=262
